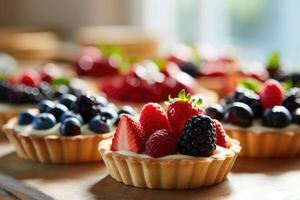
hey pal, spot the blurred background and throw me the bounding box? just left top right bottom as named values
left=0, top=0, right=300, bottom=70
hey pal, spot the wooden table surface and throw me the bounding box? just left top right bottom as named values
left=1, top=133, right=300, bottom=200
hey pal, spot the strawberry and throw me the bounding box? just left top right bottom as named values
left=166, top=90, right=204, bottom=137
left=145, top=129, right=178, bottom=158
left=259, top=79, right=284, bottom=109
left=111, top=114, right=146, bottom=153
left=20, top=71, right=41, bottom=87
left=139, top=103, right=173, bottom=139
left=213, top=119, right=229, bottom=148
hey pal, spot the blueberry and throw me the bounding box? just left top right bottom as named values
left=282, top=87, right=300, bottom=112
left=205, top=104, right=224, bottom=120
left=117, top=105, right=136, bottom=116
left=60, top=111, right=83, bottom=124
left=100, top=107, right=118, bottom=123
left=293, top=108, right=300, bottom=125
left=224, top=102, right=254, bottom=127
left=115, top=105, right=136, bottom=126
left=226, top=87, right=262, bottom=117
left=88, top=115, right=113, bottom=134
left=49, top=103, right=69, bottom=121
left=54, top=85, right=70, bottom=98
left=33, top=113, right=56, bottom=130
left=262, top=106, right=292, bottom=128
left=58, top=94, right=77, bottom=109
left=38, top=100, right=55, bottom=113
left=95, top=95, right=108, bottom=107
left=178, top=62, right=200, bottom=77
left=18, top=110, right=35, bottom=125
left=60, top=118, right=81, bottom=136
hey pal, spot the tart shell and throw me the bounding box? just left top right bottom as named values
left=3, top=118, right=113, bottom=163
left=226, top=129, right=300, bottom=158
left=98, top=139, right=241, bottom=189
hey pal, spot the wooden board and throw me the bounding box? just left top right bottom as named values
left=1, top=135, right=300, bottom=200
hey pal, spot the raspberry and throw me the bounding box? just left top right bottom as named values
left=213, top=119, right=229, bottom=148
left=139, top=103, right=173, bottom=140
left=145, top=129, right=177, bottom=158
left=259, top=79, right=284, bottom=110
left=178, top=115, right=216, bottom=157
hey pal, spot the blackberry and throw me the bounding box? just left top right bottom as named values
left=71, top=93, right=98, bottom=123
left=178, top=62, right=200, bottom=77
left=178, top=115, right=216, bottom=157
left=226, top=87, right=262, bottom=117
left=282, top=87, right=300, bottom=112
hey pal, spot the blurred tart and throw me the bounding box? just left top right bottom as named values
left=3, top=93, right=136, bottom=163
left=205, top=79, right=300, bottom=158
left=100, top=60, right=218, bottom=109
left=99, top=91, right=240, bottom=189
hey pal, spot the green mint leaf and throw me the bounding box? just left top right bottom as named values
left=239, top=78, right=263, bottom=92
left=283, top=79, right=293, bottom=92
left=51, top=78, right=70, bottom=88
left=268, top=51, right=281, bottom=70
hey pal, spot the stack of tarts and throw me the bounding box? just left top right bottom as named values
left=99, top=91, right=240, bottom=189
left=3, top=93, right=136, bottom=163
left=205, top=79, right=300, bottom=158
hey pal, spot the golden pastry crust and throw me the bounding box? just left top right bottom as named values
left=98, top=139, right=241, bottom=189
left=3, top=117, right=113, bottom=163
left=226, top=129, right=300, bottom=158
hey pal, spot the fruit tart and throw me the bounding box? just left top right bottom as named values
left=205, top=79, right=300, bottom=158
left=3, top=93, right=136, bottom=163
left=0, top=68, right=83, bottom=132
left=99, top=91, right=240, bottom=189
left=101, top=60, right=218, bottom=109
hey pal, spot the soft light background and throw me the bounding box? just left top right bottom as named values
left=0, top=0, right=300, bottom=70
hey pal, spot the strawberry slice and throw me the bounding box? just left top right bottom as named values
left=139, top=103, right=173, bottom=140
left=111, top=114, right=146, bottom=153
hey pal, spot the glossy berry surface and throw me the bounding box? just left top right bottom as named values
left=262, top=106, right=292, bottom=128
left=71, top=94, right=98, bottom=123
left=292, top=108, right=300, bottom=125
left=145, top=129, right=177, bottom=158
left=178, top=115, right=216, bottom=157
left=88, top=115, right=113, bottom=134
left=282, top=87, right=300, bottom=112
left=18, top=110, right=35, bottom=125
left=38, top=100, right=55, bottom=113
left=118, top=105, right=136, bottom=116
left=213, top=119, right=229, bottom=148
left=178, top=62, right=200, bottom=77
left=140, top=103, right=173, bottom=140
left=205, top=104, right=224, bottom=120
left=224, top=102, right=254, bottom=127
left=49, top=103, right=69, bottom=121
left=32, top=113, right=56, bottom=130
left=60, top=111, right=83, bottom=124
left=59, top=94, right=77, bottom=109
left=99, top=107, right=118, bottom=123
left=259, top=79, right=284, bottom=110
left=60, top=118, right=81, bottom=136
left=226, top=87, right=262, bottom=117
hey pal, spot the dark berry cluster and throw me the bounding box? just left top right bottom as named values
left=0, top=81, right=81, bottom=105
left=18, top=93, right=136, bottom=136
left=206, top=86, right=300, bottom=128
left=178, top=115, right=216, bottom=157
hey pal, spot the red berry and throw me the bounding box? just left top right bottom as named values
left=213, top=119, right=229, bottom=148
left=40, top=68, right=53, bottom=83
left=259, top=79, right=284, bottom=109
left=145, top=129, right=177, bottom=158
left=20, top=71, right=41, bottom=87
left=167, top=90, right=204, bottom=137
left=111, top=114, right=146, bottom=153
left=139, top=103, right=173, bottom=140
